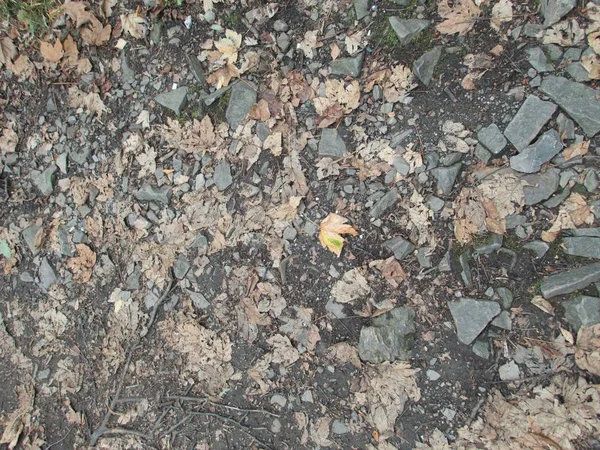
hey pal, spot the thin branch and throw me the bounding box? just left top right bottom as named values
left=189, top=411, right=274, bottom=450
left=166, top=396, right=280, bottom=417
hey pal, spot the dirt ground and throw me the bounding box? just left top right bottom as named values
left=1, top=0, right=600, bottom=449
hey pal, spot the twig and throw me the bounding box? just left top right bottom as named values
left=91, top=427, right=153, bottom=441
left=189, top=411, right=274, bottom=450
left=465, top=397, right=486, bottom=427
left=166, top=396, right=280, bottom=417
left=141, top=273, right=174, bottom=337
left=45, top=425, right=75, bottom=450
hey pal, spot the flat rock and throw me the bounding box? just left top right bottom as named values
left=524, top=241, right=550, bottom=258
left=557, top=113, right=575, bottom=139
left=522, top=168, right=560, bottom=205
left=353, top=0, right=369, bottom=20
left=491, top=311, right=512, bottom=330
left=155, top=87, right=188, bottom=115
left=431, top=163, right=461, bottom=196
left=510, top=130, right=563, bottom=173
left=135, top=184, right=172, bottom=204
left=504, top=96, right=557, bottom=151
left=173, top=254, right=191, bottom=279
left=540, top=262, right=600, bottom=298
left=332, top=419, right=350, bottom=435
left=526, top=47, right=554, bottom=72
left=22, top=225, right=42, bottom=255
left=188, top=290, right=210, bottom=309
left=499, top=360, right=521, bottom=381
left=203, top=85, right=231, bottom=106
left=563, top=295, right=600, bottom=331
left=540, top=76, right=600, bottom=137
left=472, top=339, right=490, bottom=359
left=413, top=46, right=442, bottom=86
left=331, top=53, right=364, bottom=78
left=448, top=298, right=501, bottom=345
left=39, top=257, right=57, bottom=290
left=566, top=62, right=591, bottom=82
left=318, top=128, right=347, bottom=157
left=33, top=165, right=57, bottom=197
left=370, top=188, right=398, bottom=218
left=68, top=145, right=92, bottom=165
left=477, top=124, right=507, bottom=154
left=542, top=0, right=576, bottom=27
left=384, top=236, right=415, bottom=260
left=213, top=161, right=233, bottom=191
left=226, top=81, right=257, bottom=129
left=388, top=17, right=430, bottom=45
left=562, top=237, right=600, bottom=259
left=496, top=287, right=514, bottom=309
left=358, top=307, right=416, bottom=363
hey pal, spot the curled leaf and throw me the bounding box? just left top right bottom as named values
left=318, top=213, right=358, bottom=257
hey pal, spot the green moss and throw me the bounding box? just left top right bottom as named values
left=370, top=17, right=400, bottom=50
left=0, top=0, right=60, bottom=34
left=222, top=11, right=243, bottom=30
left=409, top=27, right=435, bottom=54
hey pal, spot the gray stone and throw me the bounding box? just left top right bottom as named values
left=373, top=85, right=383, bottom=101
left=124, top=265, right=141, bottom=291
left=542, top=0, right=576, bottom=27
left=39, top=257, right=57, bottom=290
left=504, top=96, right=557, bottom=151
left=569, top=228, right=600, bottom=237
left=204, top=10, right=215, bottom=23
left=135, top=184, right=172, bottom=204
left=354, top=0, right=369, bottom=20
left=526, top=47, right=554, bottom=72
left=475, top=144, right=492, bottom=164
left=358, top=307, right=416, bottom=363
left=544, top=186, right=571, bottom=208
left=331, top=53, right=364, bottom=78
left=540, top=76, right=600, bottom=137
left=540, top=262, right=600, bottom=298
left=523, top=23, right=544, bottom=38
left=149, top=20, right=163, bottom=45
left=584, top=170, right=599, bottom=192
left=562, top=237, right=600, bottom=259
left=472, top=339, right=490, bottom=359
left=496, top=287, right=514, bottom=309
left=439, top=251, right=451, bottom=272
left=58, top=225, right=74, bottom=256
left=563, top=47, right=583, bottom=62
left=459, top=252, right=473, bottom=288
left=524, top=241, right=550, bottom=258
left=332, top=420, right=350, bottom=435
left=301, top=390, right=313, bottom=403
left=566, top=62, right=591, bottom=82
left=318, top=128, right=347, bottom=157
left=270, top=394, right=287, bottom=407
left=226, top=81, right=257, bottom=129
left=499, top=360, right=521, bottom=381
left=188, top=290, right=210, bottom=309
left=22, top=225, right=42, bottom=255
left=545, top=44, right=563, bottom=61
left=155, top=87, right=188, bottom=115
left=187, top=54, right=206, bottom=85
left=473, top=234, right=503, bottom=256
left=417, top=248, right=432, bottom=268
left=477, top=124, right=507, bottom=154
left=431, top=163, right=461, bottom=196
left=56, top=152, right=68, bottom=173
left=173, top=255, right=191, bottom=279
left=203, top=85, right=231, bottom=106
left=388, top=17, right=430, bottom=45
left=426, top=369, right=441, bottom=381
left=33, top=165, right=57, bottom=197
left=283, top=226, right=297, bottom=241
left=370, top=188, right=398, bottom=218
left=277, top=33, right=290, bottom=52
left=213, top=161, right=233, bottom=191
left=413, top=46, right=442, bottom=86
left=384, top=235, right=414, bottom=260
left=426, top=195, right=445, bottom=212
left=491, top=311, right=512, bottom=330
left=448, top=298, right=501, bottom=345
left=522, top=168, right=560, bottom=205
left=68, top=145, right=92, bottom=165
left=510, top=130, right=563, bottom=173
left=563, top=295, right=600, bottom=331
left=273, top=19, right=288, bottom=32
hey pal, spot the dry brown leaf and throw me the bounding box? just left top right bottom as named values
left=330, top=43, right=341, bottom=60
left=266, top=333, right=299, bottom=366
left=81, top=18, right=112, bottom=46
left=0, top=37, right=17, bottom=67
left=383, top=64, right=417, bottom=103
left=0, top=384, right=34, bottom=449
left=461, top=71, right=485, bottom=90
left=9, top=54, right=35, bottom=81
left=327, top=342, right=361, bottom=369
left=40, top=40, right=64, bottom=64
left=264, top=132, right=282, bottom=156
left=0, top=122, right=19, bottom=154
left=100, top=0, right=117, bottom=18
left=297, top=30, right=320, bottom=59
left=491, top=0, right=513, bottom=31
left=310, top=417, right=333, bottom=447
left=563, top=140, right=590, bottom=160
left=436, top=0, right=481, bottom=36
left=369, top=257, right=407, bottom=288
left=249, top=99, right=271, bottom=121
left=318, top=212, right=358, bottom=257
left=67, top=243, right=96, bottom=282
left=63, top=1, right=96, bottom=28
left=331, top=268, right=370, bottom=304
left=581, top=54, right=600, bottom=79
left=542, top=193, right=594, bottom=242
left=214, top=29, right=242, bottom=64
left=531, top=295, right=555, bottom=315
left=68, top=86, right=109, bottom=119
left=575, top=324, right=600, bottom=376
left=279, top=306, right=321, bottom=352
left=206, top=63, right=240, bottom=89
left=121, top=13, right=147, bottom=39
left=316, top=157, right=341, bottom=180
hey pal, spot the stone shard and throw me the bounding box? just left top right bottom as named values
left=413, top=46, right=442, bottom=86
left=563, top=295, right=600, bottom=331
left=448, top=298, right=501, bottom=345
left=370, top=188, right=398, bottom=218
left=503, top=96, right=557, bottom=151
left=155, top=87, right=188, bottom=115
left=540, top=262, right=600, bottom=298
left=330, top=53, right=364, bottom=78
left=477, top=124, right=507, bottom=155
left=509, top=129, right=563, bottom=173
left=388, top=17, right=430, bottom=45
left=542, top=0, right=576, bottom=27
left=226, top=81, right=257, bottom=130
left=562, top=237, right=600, bottom=259
left=539, top=76, right=600, bottom=137
left=431, top=163, right=461, bottom=196
left=135, top=184, right=172, bottom=204
left=383, top=236, right=415, bottom=260
left=358, top=307, right=416, bottom=363
left=522, top=168, right=560, bottom=205
left=318, top=128, right=347, bottom=157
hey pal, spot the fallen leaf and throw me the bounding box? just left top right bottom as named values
left=436, top=0, right=481, bottom=36
left=100, top=0, right=117, bottom=18
left=63, top=1, right=96, bottom=28
left=206, top=63, right=239, bottom=88
left=9, top=54, right=36, bottom=81
left=581, top=53, right=600, bottom=79
left=327, top=342, right=361, bottom=369
left=575, top=324, right=600, bottom=376
left=318, top=213, right=358, bottom=257
left=136, top=110, right=150, bottom=128
left=490, top=44, right=504, bottom=56
left=68, top=86, right=109, bottom=119
left=67, top=243, right=96, bottom=282
left=543, top=19, right=585, bottom=46
left=264, top=132, right=282, bottom=156
left=369, top=257, right=407, bottom=288
left=214, top=29, right=242, bottom=63
left=531, top=295, right=555, bottom=315
left=267, top=333, right=300, bottom=366
left=310, top=417, right=333, bottom=447
left=542, top=193, right=594, bottom=242
left=0, top=122, right=18, bottom=154
left=345, top=31, right=364, bottom=55
left=249, top=99, right=271, bottom=121
left=81, top=18, right=111, bottom=46
left=331, top=268, right=370, bottom=303
left=316, top=157, right=341, bottom=180
left=297, top=30, right=319, bottom=59
left=491, top=0, right=513, bottom=31
left=563, top=140, right=590, bottom=160
left=121, top=12, right=147, bottom=39
left=0, top=37, right=17, bottom=67
left=461, top=70, right=485, bottom=90
left=330, top=43, right=341, bottom=60
left=40, top=40, right=64, bottom=64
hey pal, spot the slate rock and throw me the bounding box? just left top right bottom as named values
left=499, top=360, right=521, bottom=381
left=155, top=87, right=188, bottom=115
left=504, top=96, right=557, bottom=151
left=332, top=420, right=350, bottom=435
left=370, top=188, right=398, bottom=218
left=524, top=241, right=550, bottom=258
left=563, top=295, right=600, bottom=331
left=213, top=161, right=233, bottom=191
left=354, top=0, right=369, bottom=20
left=557, top=113, right=575, bottom=140
left=413, top=46, right=442, bottom=86
left=496, top=287, right=514, bottom=309
left=358, top=307, right=416, bottom=363
left=384, top=236, right=415, bottom=260
left=33, top=164, right=57, bottom=197
left=331, top=53, right=364, bottom=78
left=526, top=47, right=554, bottom=72
left=566, top=62, right=591, bottom=82
left=477, top=124, right=507, bottom=154
left=522, top=168, right=560, bottom=205
left=39, top=257, right=58, bottom=290
left=173, top=254, right=191, bottom=279
left=188, top=290, right=210, bottom=309
left=203, top=85, right=231, bottom=106
left=540, top=262, right=600, bottom=298
left=318, top=128, right=347, bottom=157
left=68, top=145, right=92, bottom=165
left=22, top=225, right=42, bottom=255
left=448, top=298, right=501, bottom=345
left=540, top=76, right=600, bottom=137
left=277, top=33, right=290, bottom=52
left=584, top=170, right=599, bottom=192
left=273, top=19, right=288, bottom=32
left=226, top=81, right=257, bottom=129
left=542, top=0, right=576, bottom=27
left=491, top=311, right=512, bottom=330
left=135, top=184, right=172, bottom=204
left=510, top=130, right=563, bottom=173
left=472, top=339, right=490, bottom=359
left=431, top=163, right=461, bottom=196
left=388, top=17, right=430, bottom=45
left=459, top=252, right=473, bottom=288
left=562, top=237, right=600, bottom=259
left=475, top=144, right=492, bottom=164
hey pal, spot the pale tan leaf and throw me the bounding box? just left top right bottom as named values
left=68, top=86, right=109, bottom=119
left=8, top=54, right=35, bottom=81
left=298, top=30, right=319, bottom=59
left=531, top=295, right=555, bottom=315
left=0, top=37, right=17, bottom=67
left=121, top=13, right=147, bottom=39
left=67, top=243, right=96, bottom=282
left=206, top=63, right=239, bottom=89
left=331, top=268, right=370, bottom=303
left=40, top=40, right=64, bottom=63
left=327, top=342, right=361, bottom=369
left=491, top=0, right=513, bottom=31
left=542, top=193, right=594, bottom=242
left=581, top=54, right=600, bottom=79
left=266, top=333, right=299, bottom=366
left=563, top=140, right=590, bottom=160
left=63, top=1, right=96, bottom=28
left=330, top=43, right=341, bottom=60
left=436, top=0, right=481, bottom=36
left=575, top=324, right=600, bottom=376
left=81, top=18, right=112, bottom=46
left=264, top=132, right=282, bottom=156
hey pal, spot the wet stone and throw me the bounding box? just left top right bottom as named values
left=358, top=307, right=416, bottom=363
left=413, top=46, right=442, bottom=86
left=563, top=295, right=600, bottom=331
left=540, top=262, right=600, bottom=298
left=155, top=87, right=188, bottom=115
left=503, top=96, right=557, bottom=151
left=562, top=237, right=600, bottom=259
left=135, top=184, right=172, bottom=204
left=226, top=81, right=257, bottom=129
left=318, top=128, right=347, bottom=158
left=388, top=17, right=430, bottom=45
left=477, top=124, right=507, bottom=154
left=448, top=298, right=501, bottom=345
left=510, top=130, right=563, bottom=173
left=384, top=235, right=415, bottom=261
left=370, top=188, right=398, bottom=218
left=330, top=53, right=364, bottom=78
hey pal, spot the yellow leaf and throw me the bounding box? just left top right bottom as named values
left=318, top=213, right=357, bottom=257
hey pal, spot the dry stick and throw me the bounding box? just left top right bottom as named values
left=166, top=396, right=280, bottom=417
left=189, top=411, right=274, bottom=450
left=141, top=273, right=175, bottom=337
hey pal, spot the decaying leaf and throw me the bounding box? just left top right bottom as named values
left=214, top=29, right=242, bottom=64
left=318, top=213, right=358, bottom=257
left=582, top=53, right=600, bottom=79
left=542, top=193, right=594, bottom=242
left=575, top=324, right=600, bottom=376
left=436, top=0, right=481, bottom=36
left=67, top=243, right=96, bottom=282
left=563, top=140, right=590, bottom=160
left=63, top=1, right=96, bottom=28
left=0, top=384, right=35, bottom=449
left=0, top=122, right=18, bottom=154
left=327, top=342, right=362, bottom=369
left=331, top=268, right=370, bottom=303
left=297, top=30, right=320, bottom=59
left=316, top=157, right=341, bottom=180
left=121, top=12, right=148, bottom=39
left=68, top=86, right=109, bottom=119
left=81, top=18, right=112, bottom=46
left=0, top=37, right=17, bottom=67
left=40, top=40, right=64, bottom=65
left=267, top=333, right=300, bottom=366
left=531, top=295, right=555, bottom=315
left=206, top=63, right=240, bottom=89
left=369, top=257, right=407, bottom=288
left=491, top=0, right=513, bottom=31
left=543, top=19, right=585, bottom=46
